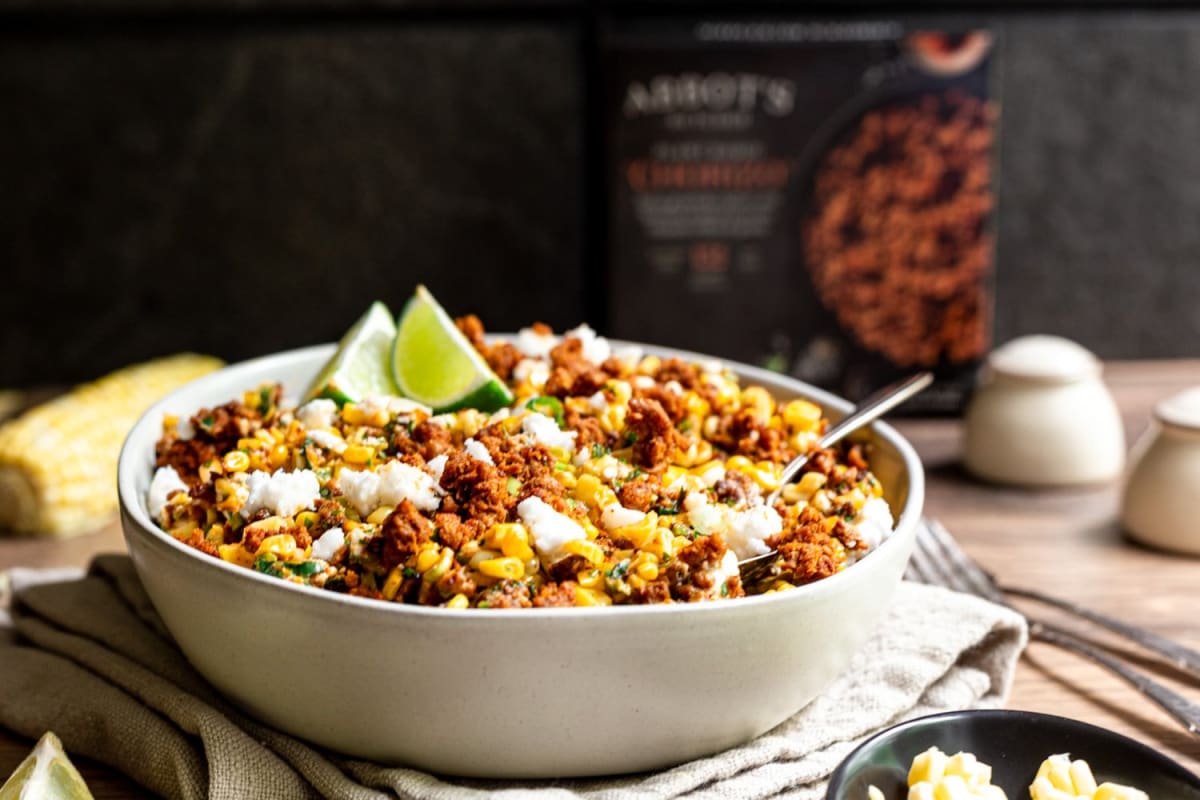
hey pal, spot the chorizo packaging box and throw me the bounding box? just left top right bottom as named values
left=601, top=18, right=1000, bottom=413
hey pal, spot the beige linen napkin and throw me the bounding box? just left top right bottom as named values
left=0, top=551, right=1026, bottom=800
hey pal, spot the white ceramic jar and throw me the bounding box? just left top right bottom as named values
left=1121, top=387, right=1200, bottom=554
left=964, top=335, right=1125, bottom=486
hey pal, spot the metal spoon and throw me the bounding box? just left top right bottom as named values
left=738, top=371, right=934, bottom=586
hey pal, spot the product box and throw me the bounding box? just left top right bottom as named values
left=602, top=18, right=1000, bottom=413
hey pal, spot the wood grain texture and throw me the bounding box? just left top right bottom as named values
left=1, top=360, right=1198, bottom=797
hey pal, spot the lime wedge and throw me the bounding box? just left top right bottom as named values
left=305, top=301, right=398, bottom=404
left=0, top=732, right=94, bottom=800
left=391, top=286, right=514, bottom=413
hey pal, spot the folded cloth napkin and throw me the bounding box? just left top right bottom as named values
left=0, top=550, right=1026, bottom=800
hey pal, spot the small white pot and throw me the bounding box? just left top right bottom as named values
left=1121, top=387, right=1200, bottom=555
left=964, top=335, right=1125, bottom=486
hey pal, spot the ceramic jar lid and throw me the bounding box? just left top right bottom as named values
left=1155, top=386, right=1200, bottom=431
left=986, top=335, right=1101, bottom=383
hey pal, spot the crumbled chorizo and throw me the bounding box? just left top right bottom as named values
left=439, top=452, right=514, bottom=528
left=533, top=581, right=578, bottom=608
left=478, top=580, right=532, bottom=609
left=380, top=499, right=433, bottom=571
left=625, top=397, right=680, bottom=471
left=617, top=478, right=657, bottom=512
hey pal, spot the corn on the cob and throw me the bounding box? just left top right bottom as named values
left=0, top=354, right=223, bottom=537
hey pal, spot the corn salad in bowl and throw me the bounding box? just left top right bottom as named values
left=147, top=317, right=893, bottom=609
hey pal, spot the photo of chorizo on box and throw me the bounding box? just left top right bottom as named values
left=603, top=20, right=1000, bottom=413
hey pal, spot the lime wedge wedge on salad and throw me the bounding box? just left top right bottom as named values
left=391, top=285, right=514, bottom=413
left=305, top=300, right=398, bottom=404
left=0, top=732, right=94, bottom=800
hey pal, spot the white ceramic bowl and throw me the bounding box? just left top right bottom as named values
left=118, top=343, right=924, bottom=779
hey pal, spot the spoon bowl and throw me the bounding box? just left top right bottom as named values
left=741, top=372, right=933, bottom=586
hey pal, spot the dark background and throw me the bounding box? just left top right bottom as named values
left=3, top=3, right=1199, bottom=387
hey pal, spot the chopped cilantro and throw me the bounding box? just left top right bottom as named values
left=678, top=418, right=693, bottom=432
left=258, top=386, right=272, bottom=412
left=254, top=555, right=279, bottom=576
left=288, top=560, right=321, bottom=577
left=630, top=468, right=643, bottom=480
left=623, top=430, right=639, bottom=446
left=402, top=566, right=419, bottom=579
left=554, top=462, right=569, bottom=472
left=721, top=582, right=729, bottom=597
left=591, top=443, right=610, bottom=459
left=200, top=415, right=215, bottom=429
left=653, top=502, right=680, bottom=515
left=606, top=561, right=629, bottom=579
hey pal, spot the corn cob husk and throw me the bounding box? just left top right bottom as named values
left=0, top=354, right=223, bottom=537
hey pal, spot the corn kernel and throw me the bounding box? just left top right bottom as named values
left=446, top=593, right=469, bottom=609
left=237, top=437, right=261, bottom=451
left=267, top=444, right=290, bottom=469
left=797, top=471, right=827, bottom=495
left=416, top=547, right=441, bottom=574
left=220, top=451, right=249, bottom=473
left=740, top=386, right=773, bottom=425
left=563, top=539, right=606, bottom=566
left=366, top=505, right=394, bottom=525
left=218, top=543, right=256, bottom=567
left=294, top=510, right=319, bottom=529
left=381, top=566, right=404, bottom=600
left=782, top=398, right=823, bottom=431
left=343, top=445, right=373, bottom=465
left=574, top=586, right=612, bottom=606
left=610, top=512, right=658, bottom=549
left=635, top=560, right=659, bottom=581
left=479, top=556, right=525, bottom=581
left=342, top=404, right=368, bottom=425
left=255, top=533, right=298, bottom=560
left=576, top=568, right=604, bottom=588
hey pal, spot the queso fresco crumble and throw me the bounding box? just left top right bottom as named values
left=148, top=317, right=893, bottom=608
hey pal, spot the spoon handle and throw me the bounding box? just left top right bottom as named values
left=776, top=371, right=934, bottom=491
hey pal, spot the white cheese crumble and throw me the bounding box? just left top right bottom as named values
left=337, top=461, right=442, bottom=516
left=632, top=375, right=655, bottom=390
left=683, top=491, right=780, bottom=560
left=463, top=438, right=495, bottom=465
left=516, top=328, right=558, bottom=358
left=565, top=323, right=611, bottom=365
left=854, top=497, right=894, bottom=553
left=426, top=454, right=448, bottom=483
left=517, top=496, right=587, bottom=565
left=513, top=358, right=550, bottom=388
left=310, top=527, right=345, bottom=562
left=522, top=411, right=577, bottom=453
left=175, top=417, right=195, bottom=440
left=147, top=466, right=189, bottom=518
left=723, top=505, right=782, bottom=560
left=306, top=429, right=347, bottom=454
left=357, top=395, right=392, bottom=421
left=587, top=391, right=608, bottom=411
left=707, top=550, right=741, bottom=598
left=612, top=344, right=644, bottom=368
left=243, top=469, right=321, bottom=518
left=600, top=503, right=645, bottom=530
left=296, top=398, right=338, bottom=430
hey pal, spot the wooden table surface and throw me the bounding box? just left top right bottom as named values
left=2, top=360, right=1199, bottom=797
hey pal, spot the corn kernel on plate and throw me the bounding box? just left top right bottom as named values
left=117, top=337, right=922, bottom=777
left=826, top=709, right=1200, bottom=800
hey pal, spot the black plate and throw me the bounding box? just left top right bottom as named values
left=826, top=709, right=1200, bottom=799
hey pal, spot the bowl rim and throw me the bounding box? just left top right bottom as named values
left=117, top=339, right=925, bottom=622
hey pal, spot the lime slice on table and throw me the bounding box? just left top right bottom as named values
left=305, top=301, right=398, bottom=404
left=0, top=731, right=94, bottom=800
left=391, top=285, right=514, bottom=413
